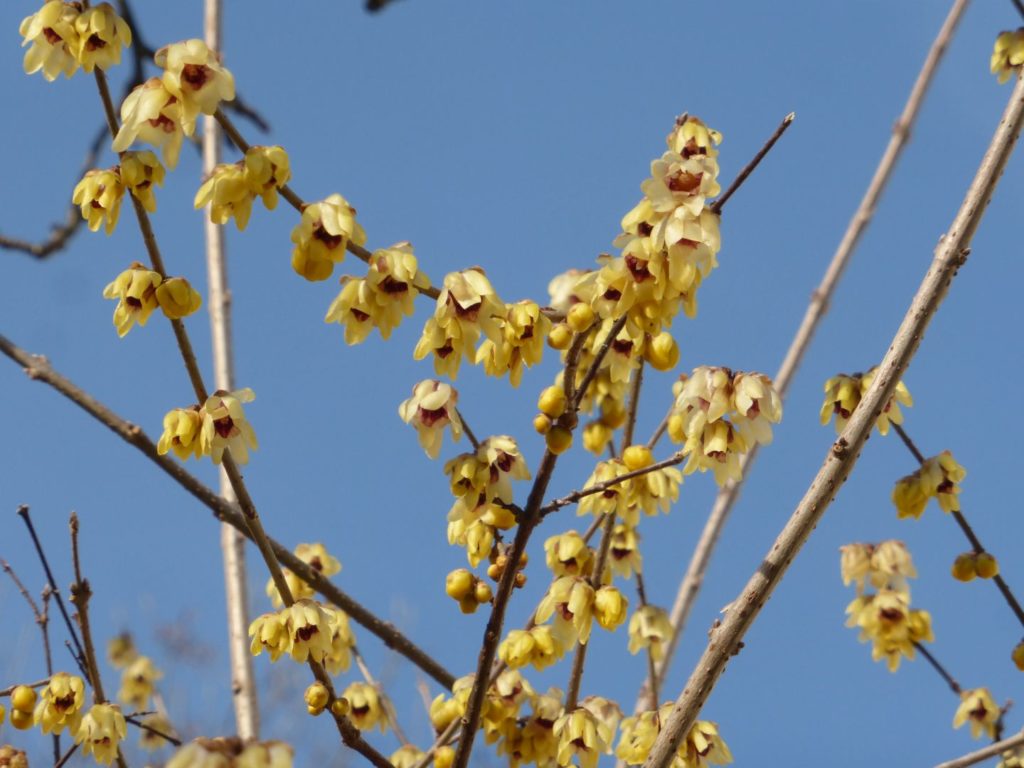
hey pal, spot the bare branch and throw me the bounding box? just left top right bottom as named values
left=709, top=112, right=795, bottom=215
left=934, top=730, right=1024, bottom=768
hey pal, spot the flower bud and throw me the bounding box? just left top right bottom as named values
left=951, top=553, right=977, bottom=582
left=538, top=386, right=567, bottom=418
left=644, top=332, right=679, bottom=371
left=10, top=686, right=36, bottom=713
left=548, top=324, right=573, bottom=350
left=567, top=303, right=596, bottom=333
left=445, top=569, right=475, bottom=600
left=622, top=445, right=654, bottom=471
left=545, top=426, right=573, bottom=455
left=305, top=682, right=329, bottom=715
left=533, top=413, right=552, bottom=435
left=976, top=553, right=999, bottom=579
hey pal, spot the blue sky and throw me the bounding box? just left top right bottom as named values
left=2, top=1, right=1023, bottom=766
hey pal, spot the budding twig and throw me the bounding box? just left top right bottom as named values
left=913, top=641, right=962, bottom=695
left=540, top=452, right=685, bottom=516
left=638, top=0, right=972, bottom=717
left=709, top=112, right=795, bottom=215
left=643, top=64, right=1024, bottom=768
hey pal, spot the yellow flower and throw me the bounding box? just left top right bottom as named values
left=155, top=39, right=235, bottom=135
left=33, top=672, right=85, bottom=735
left=342, top=682, right=388, bottom=733
left=75, top=703, right=127, bottom=766
left=398, top=380, right=463, bottom=459
left=641, top=149, right=720, bottom=216
left=120, top=151, right=165, bottom=212
left=415, top=268, right=506, bottom=378
left=324, top=607, right=357, bottom=675
left=154, top=276, right=202, bottom=320
left=118, top=655, right=162, bottom=709
left=244, top=145, right=291, bottom=209
left=282, top=600, right=336, bottom=663
left=536, top=576, right=596, bottom=646
left=103, top=262, right=162, bottom=337
left=138, top=712, right=176, bottom=751
left=20, top=1, right=80, bottom=81
left=545, top=532, right=594, bottom=578
left=0, top=746, right=28, bottom=768
left=113, top=78, right=185, bottom=169
left=392, top=746, right=426, bottom=768
left=73, top=3, right=131, bottom=72
left=266, top=542, right=342, bottom=608
left=992, top=29, right=1024, bottom=84
left=237, top=740, right=294, bottom=768
left=593, top=586, right=629, bottom=631
left=845, top=589, right=929, bottom=672
left=667, top=115, right=723, bottom=158
left=499, top=626, right=565, bottom=671
left=248, top=612, right=289, bottom=661
left=447, top=518, right=495, bottom=567
left=291, top=193, right=366, bottom=281
left=628, top=605, right=673, bottom=661
left=577, top=460, right=631, bottom=520
left=73, top=168, right=124, bottom=235
left=157, top=406, right=205, bottom=461
left=820, top=367, right=912, bottom=435
left=609, top=524, right=643, bottom=578
left=892, top=451, right=966, bottom=519
left=200, top=388, right=258, bottom=465
left=107, top=633, right=137, bottom=668
left=953, top=688, right=1000, bottom=740
left=195, top=163, right=254, bottom=230
left=325, top=242, right=431, bottom=342
left=477, top=300, right=551, bottom=386
left=552, top=706, right=613, bottom=768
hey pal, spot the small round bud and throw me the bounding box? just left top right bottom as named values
left=331, top=698, right=351, bottom=717
left=518, top=552, right=529, bottom=567
left=951, top=553, right=977, bottom=582
left=1012, top=641, right=1024, bottom=672
left=0, top=702, right=5, bottom=726
left=644, top=332, right=680, bottom=371
left=667, top=413, right=686, bottom=443
left=446, top=569, right=475, bottom=600
left=582, top=421, right=612, bottom=455
left=435, top=745, right=456, bottom=768
left=538, top=386, right=568, bottom=418
left=545, top=426, right=573, bottom=455
left=474, top=581, right=493, bottom=604
left=533, top=413, right=552, bottom=435
left=10, top=685, right=36, bottom=713
left=487, top=563, right=502, bottom=580
left=458, top=596, right=479, bottom=614
left=305, top=682, right=330, bottom=715
left=599, top=398, right=626, bottom=429
left=622, top=445, right=654, bottom=471
left=976, top=552, right=1000, bottom=579
left=567, top=303, right=596, bottom=333
left=547, top=324, right=573, bottom=350
left=514, top=572, right=527, bottom=588
left=10, top=707, right=33, bottom=730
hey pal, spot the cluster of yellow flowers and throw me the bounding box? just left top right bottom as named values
left=19, top=1, right=131, bottom=81
left=668, top=367, right=782, bottom=485
left=266, top=542, right=343, bottom=607
left=72, top=151, right=165, bottom=234
left=841, top=540, right=933, bottom=672
left=618, top=705, right=732, bottom=768
left=249, top=598, right=356, bottom=675
left=195, top=145, right=292, bottom=230
left=157, top=388, right=258, bottom=465
left=102, top=262, right=203, bottom=337
left=165, top=737, right=294, bottom=768
left=992, top=29, right=1024, bottom=84
left=891, top=450, right=966, bottom=519
left=325, top=242, right=432, bottom=343
left=113, top=39, right=235, bottom=169
left=1, top=678, right=127, bottom=766
left=820, top=366, right=912, bottom=436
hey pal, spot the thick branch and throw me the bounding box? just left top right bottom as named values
left=934, top=730, right=1024, bottom=768
left=643, top=68, right=1024, bottom=768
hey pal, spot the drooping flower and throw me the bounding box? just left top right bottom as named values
left=138, top=712, right=176, bottom=751
left=282, top=600, right=336, bottom=663
left=73, top=3, right=131, bottom=72
left=609, top=524, right=643, bottom=578
left=194, top=162, right=254, bottom=230
left=157, top=406, right=205, bottom=461
left=112, top=78, right=185, bottom=169
left=33, top=672, right=86, bottom=735
left=892, top=451, right=967, bottom=519
left=544, top=532, right=594, bottom=578
left=820, top=367, right=912, bottom=436
left=342, top=682, right=388, bottom=733
left=535, top=576, right=596, bottom=646
left=593, top=586, right=629, bottom=631
left=244, top=145, right=291, bottom=209
left=248, top=612, right=289, bottom=662
left=155, top=276, right=203, bottom=320
left=73, top=168, right=124, bottom=235
left=120, top=150, right=165, bottom=212
left=266, top=542, right=342, bottom=608
left=627, top=605, right=673, bottom=661
left=992, top=29, right=1024, bottom=84
left=290, top=194, right=366, bottom=281
left=398, top=380, right=463, bottom=459
left=102, top=262, right=162, bottom=337
left=20, top=1, right=81, bottom=81
left=154, top=39, right=235, bottom=135
left=845, top=589, right=933, bottom=672
left=200, top=388, right=258, bottom=465
left=552, top=706, right=613, bottom=768
left=476, top=300, right=551, bottom=386
left=118, top=656, right=162, bottom=709
left=75, top=704, right=127, bottom=766
left=953, top=688, right=1000, bottom=740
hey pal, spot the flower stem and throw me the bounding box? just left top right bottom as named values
left=709, top=112, right=794, bottom=215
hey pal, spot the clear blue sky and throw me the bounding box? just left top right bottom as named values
left=2, top=1, right=1023, bottom=766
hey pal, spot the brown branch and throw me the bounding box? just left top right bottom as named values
left=934, top=729, right=1024, bottom=768
left=124, top=714, right=181, bottom=747
left=0, top=333, right=456, bottom=691
left=1012, top=0, right=1024, bottom=21
left=639, top=0, right=972, bottom=716
left=914, top=641, right=961, bottom=695
left=621, top=360, right=645, bottom=450
left=892, top=423, right=1024, bottom=630
left=455, top=408, right=481, bottom=451
left=54, top=742, right=80, bottom=768
left=354, top=646, right=410, bottom=746
left=643, top=66, right=1024, bottom=768
left=709, top=112, right=795, bottom=215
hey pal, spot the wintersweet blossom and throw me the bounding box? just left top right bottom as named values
left=609, top=524, right=643, bottom=578
left=118, top=655, right=162, bottom=709
left=102, top=262, right=162, bottom=337
left=593, top=586, right=628, bottom=631
left=20, top=1, right=80, bottom=81
left=391, top=746, right=426, bottom=768
left=200, top=388, right=258, bottom=465
left=155, top=39, right=235, bottom=135
left=398, top=380, right=463, bottom=459
left=120, top=150, right=165, bottom=212
left=75, top=704, right=127, bottom=766
left=845, top=589, right=933, bottom=672
left=282, top=600, right=336, bottom=663
left=266, top=542, right=342, bottom=608
left=476, top=300, right=551, bottom=386
left=194, top=163, right=254, bottom=230
left=157, top=407, right=205, bottom=461
left=840, top=541, right=916, bottom=595
left=627, top=605, right=673, bottom=661
left=244, top=145, right=291, bottom=209
left=544, top=532, right=594, bottom=578
left=992, top=29, right=1024, bottom=84
left=155, top=276, right=203, bottom=320
left=953, top=688, right=1000, bottom=740
left=552, top=706, right=613, bottom=768
left=73, top=3, right=131, bottom=72
left=290, top=194, right=366, bottom=281
left=892, top=451, right=966, bottom=519
left=342, top=682, right=388, bottom=733
left=166, top=738, right=294, bottom=768
left=33, top=672, right=85, bottom=735
left=112, top=78, right=185, bottom=169
left=618, top=704, right=732, bottom=768
left=73, top=168, right=124, bottom=235
left=820, top=367, right=912, bottom=436
left=138, top=713, right=175, bottom=751
left=535, top=576, right=596, bottom=646
left=498, top=626, right=565, bottom=671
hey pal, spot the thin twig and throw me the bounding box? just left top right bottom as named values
left=640, top=0, right=972, bottom=717
left=1012, top=0, right=1024, bottom=21
left=541, top=452, right=685, bottom=516
left=934, top=729, right=1024, bottom=768
left=124, top=714, right=182, bottom=747
left=646, top=399, right=674, bottom=451
left=0, top=679, right=51, bottom=696
left=635, top=572, right=660, bottom=711
left=455, top=408, right=481, bottom=450
left=0, top=334, right=456, bottom=689
left=914, top=641, right=961, bottom=695
left=709, top=112, right=795, bottom=215
left=892, top=423, right=1024, bottom=630
left=53, top=742, right=80, bottom=768
left=643, top=66, right=1024, bottom=768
